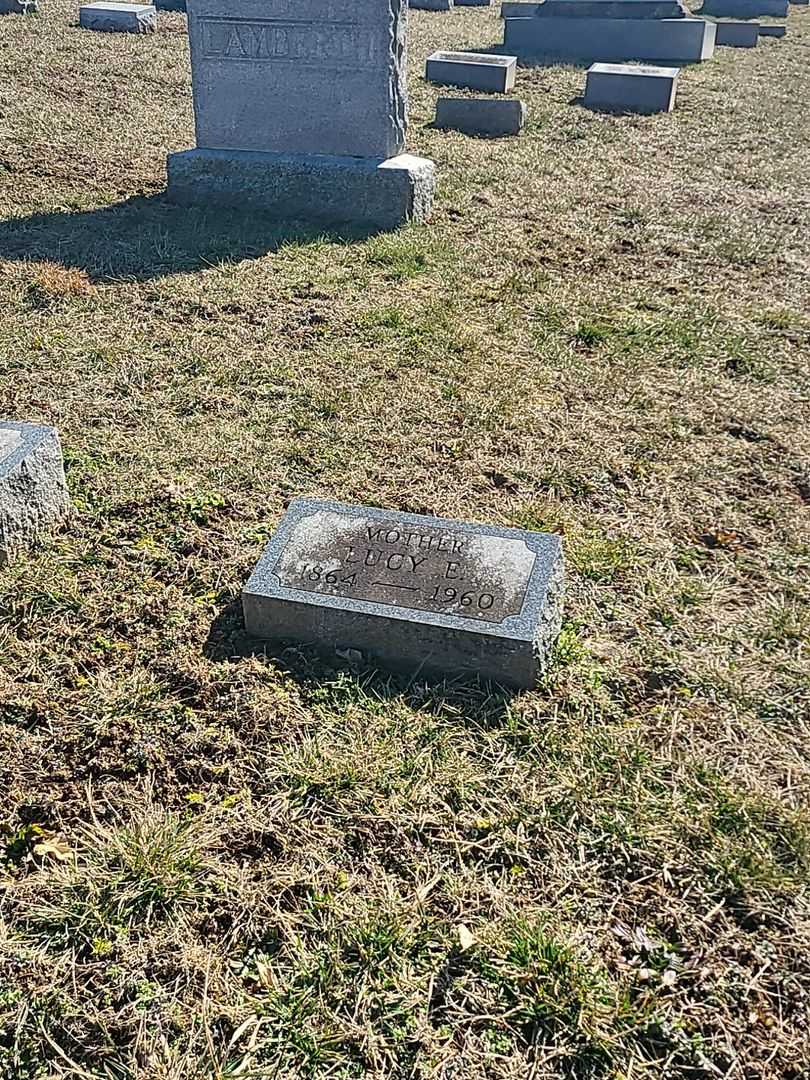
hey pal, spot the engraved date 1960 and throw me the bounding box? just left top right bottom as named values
left=296, top=562, right=496, bottom=614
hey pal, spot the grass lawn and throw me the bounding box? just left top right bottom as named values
left=1, top=2, right=810, bottom=1076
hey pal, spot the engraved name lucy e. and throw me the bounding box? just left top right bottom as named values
left=200, top=17, right=377, bottom=68
left=273, top=512, right=537, bottom=624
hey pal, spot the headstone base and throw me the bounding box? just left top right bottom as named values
left=504, top=15, right=716, bottom=62
left=758, top=21, right=786, bottom=32
left=0, top=422, right=71, bottom=565
left=166, top=150, right=436, bottom=231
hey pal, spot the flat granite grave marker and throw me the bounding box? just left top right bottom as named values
left=584, top=62, right=679, bottom=112
left=435, top=96, right=526, bottom=134
left=758, top=21, right=785, bottom=32
left=167, top=0, right=436, bottom=230
left=79, top=2, right=158, bottom=32
left=0, top=422, right=71, bottom=565
left=426, top=51, right=518, bottom=92
left=713, top=19, right=760, bottom=44
left=242, top=499, right=564, bottom=688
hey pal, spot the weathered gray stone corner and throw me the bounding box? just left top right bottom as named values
left=0, top=0, right=38, bottom=13
left=242, top=498, right=565, bottom=688
left=79, top=2, right=158, bottom=32
left=0, top=422, right=71, bottom=565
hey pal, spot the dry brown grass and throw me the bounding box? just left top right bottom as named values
left=1, top=2, right=809, bottom=1077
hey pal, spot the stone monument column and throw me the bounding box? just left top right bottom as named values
left=167, top=0, right=436, bottom=230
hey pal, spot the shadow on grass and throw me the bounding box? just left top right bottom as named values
left=203, top=596, right=519, bottom=720
left=0, top=193, right=376, bottom=283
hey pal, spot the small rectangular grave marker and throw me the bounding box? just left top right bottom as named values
left=435, top=96, right=526, bottom=135
left=426, top=51, right=517, bottom=93
left=242, top=499, right=564, bottom=687
left=758, top=21, right=785, bottom=32
left=79, top=2, right=157, bottom=32
left=0, top=422, right=71, bottom=564
left=713, top=19, right=760, bottom=44
left=584, top=62, right=679, bottom=112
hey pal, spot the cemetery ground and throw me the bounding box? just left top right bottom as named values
left=1, top=2, right=809, bottom=1077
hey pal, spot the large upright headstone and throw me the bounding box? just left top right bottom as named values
left=167, top=0, right=436, bottom=230
left=0, top=422, right=71, bottom=565
left=242, top=498, right=565, bottom=688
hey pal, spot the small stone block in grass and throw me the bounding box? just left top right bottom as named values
left=713, top=19, right=760, bottom=44
left=758, top=21, right=786, bottom=32
left=435, top=96, right=526, bottom=135
left=79, top=2, right=157, bottom=32
left=426, top=51, right=517, bottom=93
left=0, top=422, right=71, bottom=565
left=584, top=62, right=679, bottom=113
left=242, top=498, right=565, bottom=688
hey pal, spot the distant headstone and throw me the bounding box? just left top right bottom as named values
left=79, top=2, right=158, bottom=31
left=0, top=0, right=37, bottom=12
left=504, top=15, right=716, bottom=61
left=584, top=62, right=679, bottom=112
left=713, top=19, right=760, bottom=43
left=167, top=0, right=436, bottom=230
left=0, top=422, right=71, bottom=565
left=426, top=50, right=518, bottom=92
left=154, top=0, right=186, bottom=9
left=758, top=20, right=785, bottom=31
left=456, top=0, right=492, bottom=6
left=435, top=96, right=526, bottom=134
left=502, top=0, right=689, bottom=15
left=702, top=0, right=787, bottom=15
left=410, top=0, right=453, bottom=8
left=242, top=499, right=564, bottom=688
